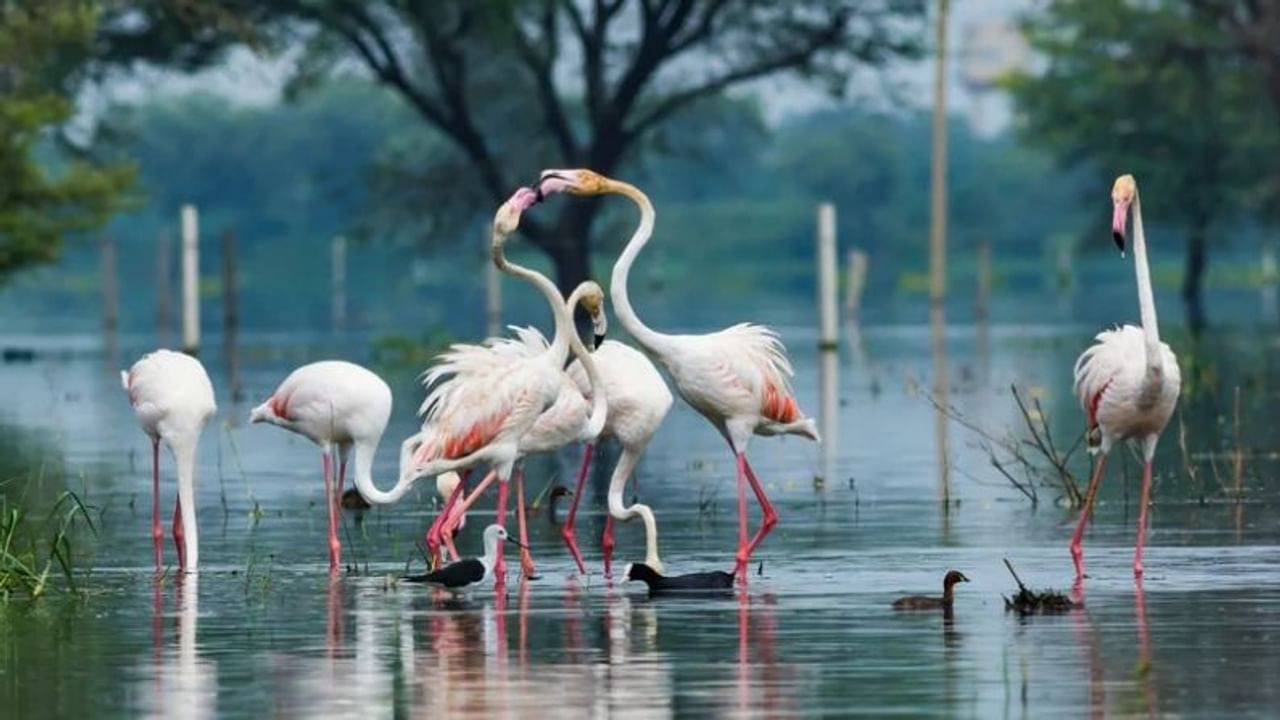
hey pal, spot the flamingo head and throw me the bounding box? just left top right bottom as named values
left=534, top=168, right=608, bottom=198
left=1111, top=174, right=1136, bottom=253
left=494, top=187, right=539, bottom=236
left=578, top=280, right=608, bottom=347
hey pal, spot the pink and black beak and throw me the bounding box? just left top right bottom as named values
left=1112, top=198, right=1130, bottom=254
left=533, top=171, right=572, bottom=201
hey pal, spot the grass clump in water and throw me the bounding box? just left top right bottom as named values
left=0, top=485, right=96, bottom=601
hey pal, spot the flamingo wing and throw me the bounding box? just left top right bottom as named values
left=1073, top=325, right=1141, bottom=448
left=520, top=374, right=591, bottom=452
left=568, top=340, right=674, bottom=442
left=415, top=344, right=547, bottom=463
left=705, top=323, right=801, bottom=424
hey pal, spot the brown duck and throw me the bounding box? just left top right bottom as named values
left=893, top=570, right=969, bottom=610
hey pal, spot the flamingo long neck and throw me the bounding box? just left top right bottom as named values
left=565, top=284, right=608, bottom=438
left=605, top=180, right=676, bottom=356
left=606, top=449, right=661, bottom=571
left=172, top=436, right=199, bottom=573
left=1131, top=192, right=1163, bottom=377
left=351, top=437, right=411, bottom=504
left=493, top=230, right=573, bottom=367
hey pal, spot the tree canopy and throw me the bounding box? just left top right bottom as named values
left=0, top=2, right=134, bottom=283
left=1006, top=0, right=1277, bottom=330
left=98, top=0, right=925, bottom=290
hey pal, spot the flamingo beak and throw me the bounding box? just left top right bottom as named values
left=1112, top=198, right=1129, bottom=254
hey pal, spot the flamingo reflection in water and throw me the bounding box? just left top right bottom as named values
left=138, top=577, right=216, bottom=720
left=271, top=578, right=397, bottom=718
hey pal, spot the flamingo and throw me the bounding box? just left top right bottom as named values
left=531, top=169, right=820, bottom=583
left=121, top=349, right=217, bottom=573
left=1071, top=174, right=1181, bottom=579
left=562, top=321, right=673, bottom=575
left=436, top=284, right=609, bottom=579
left=358, top=187, right=595, bottom=587
left=249, top=360, right=465, bottom=571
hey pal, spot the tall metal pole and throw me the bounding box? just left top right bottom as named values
left=928, top=0, right=951, bottom=306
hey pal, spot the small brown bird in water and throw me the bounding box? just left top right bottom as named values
left=893, top=570, right=970, bottom=610
left=341, top=488, right=370, bottom=511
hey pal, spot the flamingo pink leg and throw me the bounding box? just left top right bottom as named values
left=735, top=454, right=778, bottom=582
left=1134, top=460, right=1153, bottom=578
left=560, top=444, right=594, bottom=575
left=426, top=471, right=469, bottom=567
left=442, top=470, right=498, bottom=560
left=172, top=497, right=186, bottom=572
left=602, top=515, right=615, bottom=576
left=151, top=438, right=163, bottom=572
left=494, top=478, right=510, bottom=587
left=1071, top=454, right=1108, bottom=579
left=515, top=468, right=537, bottom=578
left=323, top=451, right=340, bottom=571
left=734, top=454, right=750, bottom=582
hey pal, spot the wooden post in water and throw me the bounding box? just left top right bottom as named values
left=156, top=230, right=172, bottom=344
left=181, top=205, right=200, bottom=355
left=100, top=235, right=119, bottom=336
left=221, top=229, right=242, bottom=401
left=976, top=239, right=991, bottom=320
left=331, top=235, right=347, bottom=333
left=816, top=203, right=839, bottom=483
left=844, top=249, right=868, bottom=320
left=1261, top=240, right=1278, bottom=323
left=928, top=0, right=951, bottom=306
left=485, top=248, right=502, bottom=338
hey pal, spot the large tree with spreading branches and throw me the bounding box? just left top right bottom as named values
left=98, top=1, right=923, bottom=291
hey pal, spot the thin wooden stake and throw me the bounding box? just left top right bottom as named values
left=181, top=204, right=200, bottom=355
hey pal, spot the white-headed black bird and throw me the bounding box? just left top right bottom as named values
left=403, top=524, right=522, bottom=591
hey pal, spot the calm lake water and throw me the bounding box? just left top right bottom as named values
left=2, top=315, right=1278, bottom=718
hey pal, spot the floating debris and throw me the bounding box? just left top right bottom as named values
left=1002, top=558, right=1080, bottom=615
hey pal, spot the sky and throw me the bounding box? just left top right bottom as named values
left=111, top=0, right=1034, bottom=135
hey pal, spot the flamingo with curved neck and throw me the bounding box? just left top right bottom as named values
left=1071, top=173, right=1182, bottom=579
left=434, top=279, right=609, bottom=578
left=531, top=169, right=819, bottom=584
left=366, top=187, right=584, bottom=585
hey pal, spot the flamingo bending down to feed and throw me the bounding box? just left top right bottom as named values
left=563, top=316, right=673, bottom=575
left=122, top=349, right=217, bottom=573
left=250, top=360, right=465, bottom=571
left=1071, top=174, right=1181, bottom=579
left=531, top=169, right=820, bottom=583
left=360, top=187, right=592, bottom=587
left=435, top=285, right=609, bottom=579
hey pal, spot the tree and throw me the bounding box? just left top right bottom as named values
left=0, top=2, right=134, bottom=283
left=98, top=0, right=923, bottom=292
left=1187, top=1, right=1280, bottom=218
left=1006, top=0, right=1271, bottom=331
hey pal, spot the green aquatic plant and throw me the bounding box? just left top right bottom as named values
left=0, top=487, right=96, bottom=601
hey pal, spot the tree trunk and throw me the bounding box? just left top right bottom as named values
left=1182, top=217, right=1208, bottom=335
left=547, top=199, right=602, bottom=295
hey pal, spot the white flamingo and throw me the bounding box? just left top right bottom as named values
left=248, top=360, right=464, bottom=571
left=357, top=187, right=597, bottom=586
left=532, top=169, right=819, bottom=583
left=436, top=283, right=608, bottom=579
left=121, top=349, right=217, bottom=573
left=439, top=284, right=671, bottom=578
left=563, top=326, right=673, bottom=575
left=1071, top=174, right=1181, bottom=579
